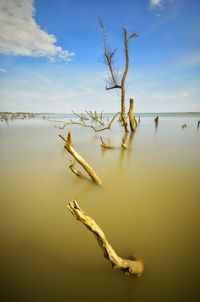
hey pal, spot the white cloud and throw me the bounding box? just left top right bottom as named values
left=0, top=68, right=7, bottom=72
left=0, top=0, right=74, bottom=61
left=150, top=0, right=163, bottom=8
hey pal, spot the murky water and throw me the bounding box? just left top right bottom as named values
left=0, top=114, right=199, bottom=302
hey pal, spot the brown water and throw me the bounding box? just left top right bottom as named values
left=0, top=115, right=200, bottom=302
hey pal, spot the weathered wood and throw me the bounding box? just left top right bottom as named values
left=128, top=98, right=135, bottom=132
left=100, top=137, right=115, bottom=149
left=68, top=200, right=144, bottom=277
left=59, top=132, right=102, bottom=185
left=48, top=112, right=120, bottom=132
left=121, top=138, right=128, bottom=149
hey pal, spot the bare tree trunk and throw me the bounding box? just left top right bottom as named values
left=121, top=29, right=130, bottom=133
left=68, top=200, right=144, bottom=277
left=128, top=98, right=135, bottom=132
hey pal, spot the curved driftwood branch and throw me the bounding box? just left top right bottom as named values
left=67, top=200, right=144, bottom=277
left=48, top=112, right=120, bottom=132
left=59, top=133, right=102, bottom=185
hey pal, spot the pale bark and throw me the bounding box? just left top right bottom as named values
left=68, top=200, right=144, bottom=277
left=59, top=132, right=102, bottom=185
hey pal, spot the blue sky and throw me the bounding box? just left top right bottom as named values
left=0, top=0, right=200, bottom=113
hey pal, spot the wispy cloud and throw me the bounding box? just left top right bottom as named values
left=0, top=68, right=7, bottom=72
left=0, top=0, right=74, bottom=61
left=150, top=0, right=163, bottom=9
left=175, top=51, right=200, bottom=69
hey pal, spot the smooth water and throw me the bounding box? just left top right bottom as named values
left=0, top=114, right=199, bottom=302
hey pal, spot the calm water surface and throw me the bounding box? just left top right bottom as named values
left=0, top=114, right=200, bottom=302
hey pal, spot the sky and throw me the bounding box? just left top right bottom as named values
left=0, top=0, right=200, bottom=113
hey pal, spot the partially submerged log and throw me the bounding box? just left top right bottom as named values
left=100, top=136, right=128, bottom=150
left=68, top=200, right=144, bottom=277
left=128, top=98, right=135, bottom=132
left=182, top=123, right=187, bottom=129
left=154, top=116, right=159, bottom=128
left=59, top=132, right=102, bottom=185
left=100, top=137, right=115, bottom=149
left=121, top=138, right=128, bottom=149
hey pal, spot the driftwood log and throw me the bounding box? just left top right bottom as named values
left=59, top=132, right=102, bottom=185
left=68, top=200, right=144, bottom=277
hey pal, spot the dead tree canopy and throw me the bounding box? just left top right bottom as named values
left=99, top=18, right=138, bottom=133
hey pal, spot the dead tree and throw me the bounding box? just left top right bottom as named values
left=68, top=200, right=144, bottom=277
left=99, top=18, right=138, bottom=133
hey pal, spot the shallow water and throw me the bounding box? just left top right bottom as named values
left=0, top=114, right=200, bottom=302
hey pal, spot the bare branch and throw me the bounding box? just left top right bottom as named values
left=106, top=84, right=121, bottom=90
left=59, top=132, right=102, bottom=185
left=72, top=111, right=89, bottom=121
left=48, top=112, right=120, bottom=132
left=68, top=200, right=144, bottom=277
left=128, top=33, right=138, bottom=41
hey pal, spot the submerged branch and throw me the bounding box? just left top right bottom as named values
left=59, top=132, right=102, bottom=185
left=69, top=160, right=86, bottom=179
left=67, top=200, right=144, bottom=277
left=100, top=136, right=115, bottom=149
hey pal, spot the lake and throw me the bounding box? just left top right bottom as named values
left=0, top=113, right=199, bottom=302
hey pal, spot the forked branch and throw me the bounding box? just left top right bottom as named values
left=59, top=132, right=102, bottom=185
left=68, top=200, right=144, bottom=277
